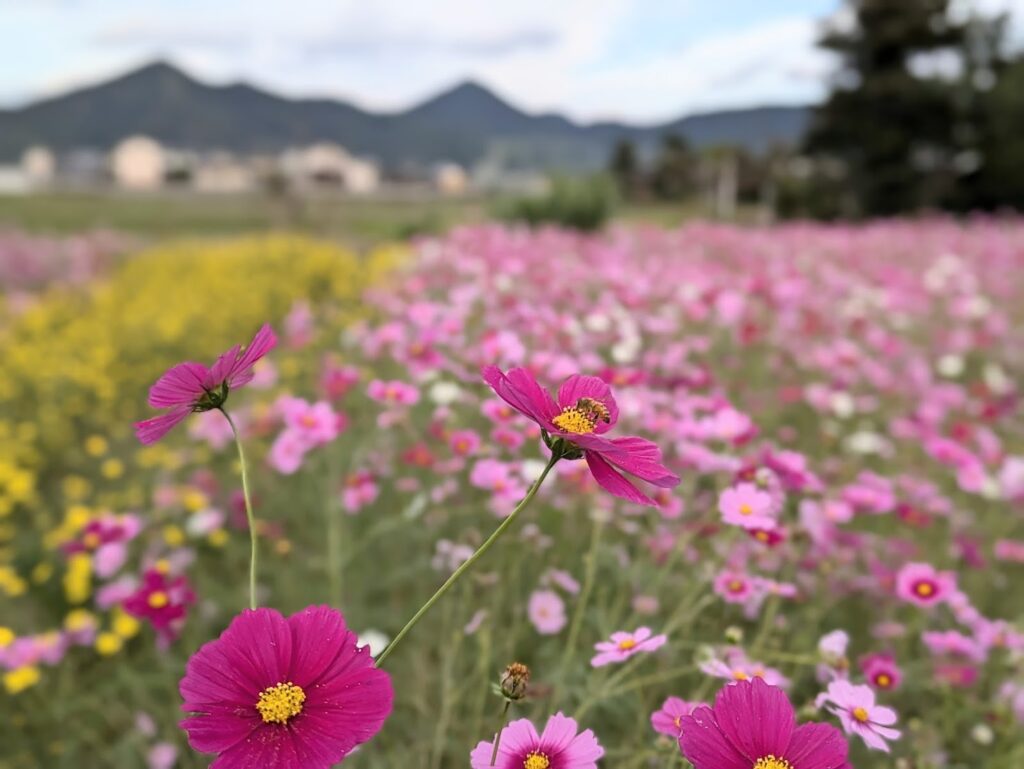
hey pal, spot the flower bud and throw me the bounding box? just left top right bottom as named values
left=499, top=662, right=531, bottom=701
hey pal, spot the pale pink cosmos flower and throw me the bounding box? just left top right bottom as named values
left=528, top=589, right=567, bottom=635
left=817, top=679, right=901, bottom=752
left=188, top=408, right=238, bottom=450
left=591, top=627, right=667, bottom=667
left=713, top=571, right=754, bottom=604
left=718, top=482, right=776, bottom=530
left=135, top=324, right=276, bottom=444
left=279, top=397, right=341, bottom=445
left=449, top=429, right=482, bottom=457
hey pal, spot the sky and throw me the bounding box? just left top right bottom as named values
left=1, top=0, right=1022, bottom=123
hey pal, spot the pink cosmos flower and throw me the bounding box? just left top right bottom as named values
left=528, top=589, right=567, bottom=635
left=341, top=471, right=379, bottom=513
left=860, top=653, right=902, bottom=691
left=135, top=324, right=276, bottom=444
left=367, top=379, right=420, bottom=405
left=718, top=482, right=776, bottom=530
left=713, top=571, right=754, bottom=604
left=591, top=627, right=667, bottom=667
left=279, top=397, right=342, bottom=445
left=817, top=679, right=901, bottom=753
left=679, top=678, right=849, bottom=769
left=651, top=696, right=703, bottom=737
left=179, top=606, right=393, bottom=769
left=470, top=713, right=603, bottom=769
left=449, top=429, right=482, bottom=457
left=894, top=561, right=956, bottom=607
left=482, top=367, right=680, bottom=506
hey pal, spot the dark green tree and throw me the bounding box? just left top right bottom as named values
left=651, top=134, right=696, bottom=201
left=806, top=0, right=969, bottom=216
left=608, top=138, right=642, bottom=200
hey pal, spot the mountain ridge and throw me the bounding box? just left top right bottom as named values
left=0, top=61, right=811, bottom=170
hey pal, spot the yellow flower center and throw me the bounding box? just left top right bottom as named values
left=914, top=581, right=935, bottom=597
left=256, top=682, right=306, bottom=724
left=733, top=670, right=749, bottom=681
left=617, top=638, right=638, bottom=651
left=852, top=706, right=870, bottom=723
left=82, top=533, right=101, bottom=550
left=552, top=407, right=597, bottom=435
left=875, top=673, right=892, bottom=688
left=300, top=414, right=318, bottom=428
left=753, top=757, right=793, bottom=769
left=728, top=579, right=745, bottom=593
left=147, top=591, right=169, bottom=609
left=754, top=530, right=769, bottom=542
left=523, top=752, right=550, bottom=769
left=673, top=715, right=683, bottom=728
left=739, top=503, right=753, bottom=516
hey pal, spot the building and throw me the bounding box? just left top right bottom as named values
left=193, top=153, right=256, bottom=193
left=21, top=146, right=55, bottom=187
left=433, top=162, right=469, bottom=196
left=110, top=136, right=166, bottom=190
left=279, top=143, right=380, bottom=194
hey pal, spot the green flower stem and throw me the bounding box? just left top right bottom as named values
left=489, top=699, right=512, bottom=766
left=221, top=409, right=258, bottom=610
left=375, top=453, right=560, bottom=668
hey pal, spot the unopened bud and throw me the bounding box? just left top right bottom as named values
left=724, top=626, right=744, bottom=644
left=499, top=662, right=531, bottom=701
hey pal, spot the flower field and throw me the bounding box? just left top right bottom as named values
left=1, top=220, right=1023, bottom=768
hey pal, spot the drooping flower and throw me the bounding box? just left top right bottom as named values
left=470, top=713, right=603, bottom=769
left=894, top=561, right=956, bottom=607
left=179, top=606, right=393, bottom=769
left=679, top=677, right=849, bottom=769
left=817, top=679, right=901, bottom=753
left=481, top=366, right=680, bottom=506
left=135, top=324, right=277, bottom=444
left=651, top=696, right=703, bottom=737
left=591, top=627, right=667, bottom=667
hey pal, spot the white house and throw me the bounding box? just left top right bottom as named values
left=111, top=136, right=166, bottom=190
left=21, top=146, right=55, bottom=187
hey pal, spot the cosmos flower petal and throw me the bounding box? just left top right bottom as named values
left=135, top=407, right=192, bottom=445
left=147, top=362, right=209, bottom=408
left=678, top=706, right=749, bottom=769
left=482, top=365, right=559, bottom=425
left=556, top=374, right=619, bottom=428
left=713, top=677, right=795, bottom=761
left=228, top=324, right=278, bottom=387
left=785, top=722, right=850, bottom=769
left=585, top=450, right=657, bottom=506
left=538, top=712, right=581, bottom=755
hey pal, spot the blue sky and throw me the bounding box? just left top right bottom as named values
left=0, top=0, right=1019, bottom=121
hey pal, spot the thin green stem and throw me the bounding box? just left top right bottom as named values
left=551, top=515, right=604, bottom=706
left=489, top=700, right=511, bottom=765
left=221, top=409, right=258, bottom=610
left=375, top=454, right=559, bottom=668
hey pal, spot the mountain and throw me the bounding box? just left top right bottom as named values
left=0, top=61, right=811, bottom=170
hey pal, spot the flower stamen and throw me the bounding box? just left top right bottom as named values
left=523, top=752, right=551, bottom=769
left=256, top=682, right=306, bottom=724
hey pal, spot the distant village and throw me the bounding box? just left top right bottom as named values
left=0, top=136, right=549, bottom=197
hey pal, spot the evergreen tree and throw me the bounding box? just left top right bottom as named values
left=651, top=134, right=696, bottom=201
left=806, top=0, right=968, bottom=216
left=608, top=138, right=642, bottom=200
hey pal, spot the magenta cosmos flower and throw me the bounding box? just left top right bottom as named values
left=894, top=561, right=956, bottom=607
left=679, top=678, right=849, bottom=769
left=179, top=606, right=393, bottom=769
left=481, top=366, right=680, bottom=506
left=470, top=713, right=603, bottom=769
left=135, top=324, right=277, bottom=444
